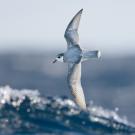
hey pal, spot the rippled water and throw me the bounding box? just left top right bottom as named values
left=0, top=86, right=135, bottom=135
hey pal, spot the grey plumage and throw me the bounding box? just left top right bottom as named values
left=64, top=9, right=87, bottom=109
left=64, top=9, right=83, bottom=48
left=53, top=9, right=101, bottom=109
left=82, top=50, right=101, bottom=61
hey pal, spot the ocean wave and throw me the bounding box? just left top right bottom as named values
left=0, top=86, right=135, bottom=135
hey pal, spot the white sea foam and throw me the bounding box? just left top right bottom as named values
left=0, top=85, right=134, bottom=135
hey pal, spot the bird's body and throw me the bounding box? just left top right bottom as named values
left=64, top=45, right=82, bottom=63
left=53, top=9, right=101, bottom=109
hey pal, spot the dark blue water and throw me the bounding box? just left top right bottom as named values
left=0, top=86, right=135, bottom=135
left=0, top=53, right=135, bottom=135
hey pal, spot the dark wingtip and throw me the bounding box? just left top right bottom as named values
left=79, top=9, right=83, bottom=13
left=80, top=8, right=83, bottom=11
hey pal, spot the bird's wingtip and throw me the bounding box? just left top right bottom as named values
left=80, top=8, right=83, bottom=13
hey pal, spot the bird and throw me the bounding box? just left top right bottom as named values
left=53, top=9, right=101, bottom=109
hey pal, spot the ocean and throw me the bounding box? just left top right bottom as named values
left=0, top=53, right=135, bottom=135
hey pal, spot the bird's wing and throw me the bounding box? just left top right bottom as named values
left=68, top=63, right=86, bottom=109
left=64, top=9, right=83, bottom=49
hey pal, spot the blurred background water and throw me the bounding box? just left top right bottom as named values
left=0, top=53, right=135, bottom=135
left=0, top=0, right=135, bottom=134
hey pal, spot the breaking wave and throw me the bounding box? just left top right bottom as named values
left=0, top=86, right=135, bottom=135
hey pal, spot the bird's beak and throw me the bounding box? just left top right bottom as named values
left=52, top=59, right=57, bottom=63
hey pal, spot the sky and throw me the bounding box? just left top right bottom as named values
left=0, top=0, right=135, bottom=56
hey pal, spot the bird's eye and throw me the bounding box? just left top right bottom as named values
left=58, top=56, right=60, bottom=58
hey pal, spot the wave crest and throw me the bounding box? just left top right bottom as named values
left=0, top=86, right=135, bottom=135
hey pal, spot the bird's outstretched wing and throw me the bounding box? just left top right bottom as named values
left=64, top=9, right=83, bottom=48
left=68, top=63, right=86, bottom=109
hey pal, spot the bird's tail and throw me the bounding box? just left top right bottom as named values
left=82, top=50, right=101, bottom=61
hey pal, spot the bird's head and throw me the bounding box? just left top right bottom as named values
left=52, top=53, right=64, bottom=63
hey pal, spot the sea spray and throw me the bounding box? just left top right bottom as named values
left=0, top=86, right=135, bottom=135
